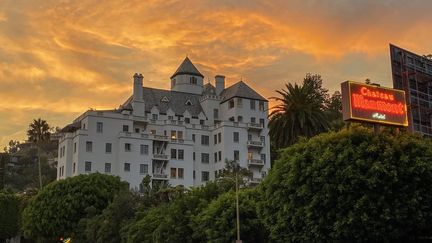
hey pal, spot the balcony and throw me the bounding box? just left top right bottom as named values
left=151, top=134, right=169, bottom=142
left=152, top=173, right=169, bottom=180
left=247, top=140, right=264, bottom=148
left=153, top=154, right=169, bottom=160
left=249, top=178, right=263, bottom=184
left=248, top=159, right=264, bottom=166
left=247, top=123, right=263, bottom=131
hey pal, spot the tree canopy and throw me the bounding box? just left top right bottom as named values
left=0, top=192, right=21, bottom=241
left=260, top=127, right=432, bottom=242
left=21, top=173, right=128, bottom=241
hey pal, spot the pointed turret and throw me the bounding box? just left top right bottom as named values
left=170, top=57, right=204, bottom=94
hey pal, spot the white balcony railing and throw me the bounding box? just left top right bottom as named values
left=247, top=123, right=264, bottom=130
left=247, top=159, right=264, bottom=166
left=247, top=140, right=264, bottom=147
left=153, top=154, right=169, bottom=160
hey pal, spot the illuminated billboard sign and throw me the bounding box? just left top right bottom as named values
left=341, top=81, right=408, bottom=126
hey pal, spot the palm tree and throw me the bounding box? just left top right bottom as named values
left=27, top=118, right=51, bottom=189
left=269, top=81, right=329, bottom=148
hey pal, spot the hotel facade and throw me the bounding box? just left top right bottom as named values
left=57, top=57, right=271, bottom=189
left=390, top=44, right=432, bottom=136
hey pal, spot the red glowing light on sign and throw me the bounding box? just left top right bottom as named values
left=341, top=81, right=408, bottom=127
left=352, top=93, right=405, bottom=115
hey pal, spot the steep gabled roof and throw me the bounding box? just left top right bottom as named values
left=220, top=81, right=267, bottom=103
left=170, top=57, right=204, bottom=79
left=122, top=87, right=205, bottom=117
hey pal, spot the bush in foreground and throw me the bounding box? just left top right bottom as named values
left=22, top=173, right=127, bottom=241
left=260, top=127, right=432, bottom=242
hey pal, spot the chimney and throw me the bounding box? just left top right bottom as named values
left=215, top=75, right=225, bottom=95
left=133, top=73, right=143, bottom=101
left=132, top=73, right=145, bottom=116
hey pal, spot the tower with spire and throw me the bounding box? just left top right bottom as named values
left=170, top=57, right=204, bottom=94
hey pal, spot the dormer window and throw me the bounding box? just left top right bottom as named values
left=161, top=96, right=170, bottom=103
left=185, top=99, right=193, bottom=106
left=190, top=76, right=197, bottom=84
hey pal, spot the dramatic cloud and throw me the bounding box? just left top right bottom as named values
left=0, top=0, right=431, bottom=146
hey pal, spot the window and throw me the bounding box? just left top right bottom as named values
left=260, top=136, right=265, bottom=144
left=85, top=161, right=92, bottom=172
left=97, top=122, right=103, bottom=133
left=178, top=149, right=184, bottom=160
left=178, top=168, right=184, bottom=179
left=190, top=76, right=197, bottom=84
left=251, top=117, right=256, bottom=123
left=105, top=163, right=111, bottom=173
left=73, top=163, right=76, bottom=173
left=214, top=152, right=218, bottom=163
left=201, top=153, right=209, bottom=163
left=168, top=116, right=173, bottom=120
left=200, top=119, right=204, bottom=125
left=135, top=128, right=140, bottom=133
left=185, top=118, right=190, bottom=124
left=248, top=133, right=252, bottom=141
left=140, top=164, right=148, bottom=174
left=124, top=163, right=130, bottom=172
left=152, top=114, right=158, bottom=120
left=214, top=134, right=218, bottom=144
left=171, top=149, right=177, bottom=159
left=150, top=129, right=156, bottom=135
left=201, top=135, right=209, bottom=145
left=171, top=130, right=176, bottom=139
left=202, top=171, right=209, bottom=182
left=218, top=133, right=221, bottom=143
left=140, top=144, right=148, bottom=155
left=192, top=134, right=195, bottom=142
left=193, top=152, right=196, bottom=161
left=123, top=125, right=129, bottom=132
left=193, top=170, right=196, bottom=179
left=171, top=168, right=177, bottom=178
left=178, top=131, right=183, bottom=139
left=215, top=171, right=218, bottom=178
left=218, top=151, right=222, bottom=161
left=250, top=99, right=256, bottom=110
left=86, top=141, right=92, bottom=152
left=259, top=118, right=265, bottom=127
left=234, top=150, right=239, bottom=161
left=125, top=143, right=131, bottom=152
left=237, top=98, right=243, bottom=107
left=261, top=154, right=266, bottom=164
left=185, top=100, right=193, bottom=106
left=213, top=109, right=219, bottom=119
left=259, top=101, right=264, bottom=111
left=248, top=152, right=253, bottom=160
left=233, top=132, right=239, bottom=142
left=238, top=116, right=243, bottom=122
left=74, top=142, right=76, bottom=153
left=106, top=143, right=112, bottom=153
left=229, top=99, right=235, bottom=109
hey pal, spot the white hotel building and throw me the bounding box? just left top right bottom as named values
left=57, top=57, right=270, bottom=189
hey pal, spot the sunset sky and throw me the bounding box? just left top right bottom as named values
left=1, top=0, right=432, bottom=148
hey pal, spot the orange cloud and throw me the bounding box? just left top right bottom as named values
left=0, top=0, right=431, bottom=147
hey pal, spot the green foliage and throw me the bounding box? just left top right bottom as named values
left=122, top=181, right=234, bottom=243
left=260, top=127, right=432, bottom=242
left=269, top=74, right=330, bottom=148
left=0, top=192, right=20, bottom=240
left=21, top=173, right=128, bottom=241
left=83, top=190, right=140, bottom=243
left=194, top=189, right=267, bottom=243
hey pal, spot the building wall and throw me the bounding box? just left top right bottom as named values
left=58, top=88, right=270, bottom=189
